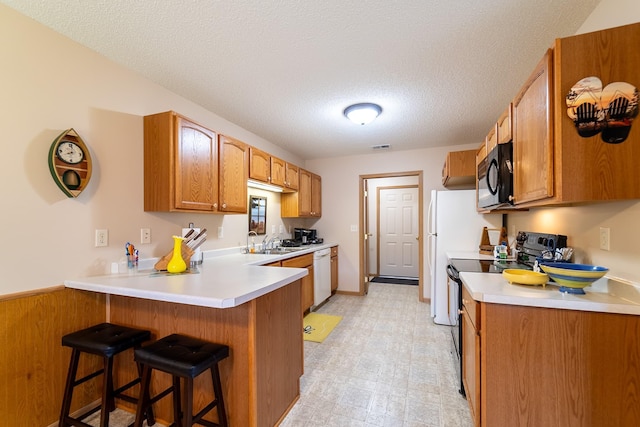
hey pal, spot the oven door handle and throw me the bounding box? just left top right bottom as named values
left=446, top=264, right=459, bottom=282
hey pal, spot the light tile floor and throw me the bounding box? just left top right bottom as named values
left=280, top=282, right=473, bottom=427
left=87, top=282, right=472, bottom=427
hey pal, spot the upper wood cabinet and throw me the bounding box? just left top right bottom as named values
left=281, top=168, right=321, bottom=218
left=551, top=22, right=640, bottom=204
left=310, top=172, right=321, bottom=217
left=442, top=149, right=476, bottom=189
left=248, top=147, right=299, bottom=192
left=512, top=49, right=554, bottom=205
left=509, top=23, right=640, bottom=207
left=218, top=135, right=249, bottom=213
left=284, top=162, right=299, bottom=191
left=144, top=111, right=219, bottom=212
left=496, top=104, right=513, bottom=144
left=270, top=156, right=286, bottom=187
left=249, top=147, right=271, bottom=183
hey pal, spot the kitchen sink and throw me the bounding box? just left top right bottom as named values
left=251, top=247, right=306, bottom=255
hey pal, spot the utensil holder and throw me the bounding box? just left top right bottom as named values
left=154, top=242, right=194, bottom=271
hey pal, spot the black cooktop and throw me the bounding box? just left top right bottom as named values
left=449, top=258, right=531, bottom=275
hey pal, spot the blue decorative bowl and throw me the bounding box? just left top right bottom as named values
left=539, top=263, right=608, bottom=294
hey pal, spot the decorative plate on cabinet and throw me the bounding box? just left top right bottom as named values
left=48, top=128, right=92, bottom=197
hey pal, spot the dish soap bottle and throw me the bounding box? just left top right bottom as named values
left=167, top=235, right=187, bottom=274
left=499, top=241, right=508, bottom=259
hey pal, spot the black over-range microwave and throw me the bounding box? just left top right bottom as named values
left=477, top=141, right=514, bottom=209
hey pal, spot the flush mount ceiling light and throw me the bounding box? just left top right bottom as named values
left=344, top=103, right=382, bottom=125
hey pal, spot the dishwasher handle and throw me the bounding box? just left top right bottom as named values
left=314, top=248, right=331, bottom=258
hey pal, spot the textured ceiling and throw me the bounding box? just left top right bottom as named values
left=2, top=0, right=601, bottom=159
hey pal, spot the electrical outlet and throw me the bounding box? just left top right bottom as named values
left=279, top=225, right=284, bottom=234
left=140, top=228, right=151, bottom=244
left=599, top=227, right=610, bottom=251
left=272, top=224, right=277, bottom=234
left=95, top=229, right=108, bottom=247
left=217, top=226, right=224, bottom=238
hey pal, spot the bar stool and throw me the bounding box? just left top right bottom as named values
left=134, top=333, right=229, bottom=427
left=59, top=322, right=155, bottom=427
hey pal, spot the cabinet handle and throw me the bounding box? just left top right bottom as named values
left=462, top=298, right=468, bottom=305
left=213, top=203, right=218, bottom=208
left=222, top=203, right=227, bottom=209
left=459, top=309, right=465, bottom=315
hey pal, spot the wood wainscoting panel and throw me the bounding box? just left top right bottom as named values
left=0, top=288, right=106, bottom=426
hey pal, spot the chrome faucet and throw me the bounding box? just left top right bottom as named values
left=247, top=231, right=258, bottom=253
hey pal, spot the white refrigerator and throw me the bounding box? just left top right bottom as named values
left=427, top=189, right=502, bottom=325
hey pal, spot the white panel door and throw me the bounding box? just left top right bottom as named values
left=379, top=187, right=419, bottom=278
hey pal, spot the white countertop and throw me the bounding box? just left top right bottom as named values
left=460, top=271, right=640, bottom=315
left=447, top=251, right=497, bottom=260
left=65, top=243, right=336, bottom=309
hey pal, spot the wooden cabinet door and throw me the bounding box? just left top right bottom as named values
left=462, top=307, right=480, bottom=427
left=497, top=104, right=513, bottom=144
left=330, top=248, right=338, bottom=292
left=270, top=156, right=286, bottom=187
left=285, top=163, right=299, bottom=191
left=298, top=169, right=312, bottom=216
left=512, top=49, right=554, bottom=205
left=218, top=135, right=248, bottom=213
left=174, top=116, right=218, bottom=211
left=249, top=147, right=271, bottom=183
left=282, top=254, right=314, bottom=313
left=311, top=173, right=321, bottom=217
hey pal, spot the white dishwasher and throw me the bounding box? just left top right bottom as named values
left=312, top=248, right=332, bottom=309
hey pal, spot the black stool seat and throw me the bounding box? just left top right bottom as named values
left=134, top=334, right=229, bottom=427
left=59, top=322, right=154, bottom=427
left=62, top=322, right=151, bottom=357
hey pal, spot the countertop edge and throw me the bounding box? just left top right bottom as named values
left=460, top=271, right=640, bottom=316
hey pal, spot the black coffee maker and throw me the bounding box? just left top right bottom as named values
left=294, top=228, right=317, bottom=245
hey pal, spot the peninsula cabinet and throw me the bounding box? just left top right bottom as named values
left=218, top=135, right=248, bottom=213
left=462, top=294, right=640, bottom=426
left=511, top=23, right=640, bottom=207
left=144, top=111, right=219, bottom=212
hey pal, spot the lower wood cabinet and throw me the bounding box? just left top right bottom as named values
left=462, top=285, right=640, bottom=426
left=461, top=286, right=480, bottom=426
left=330, top=246, right=338, bottom=292
left=281, top=254, right=314, bottom=313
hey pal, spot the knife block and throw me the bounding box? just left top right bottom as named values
left=154, top=242, right=194, bottom=271
left=479, top=226, right=508, bottom=255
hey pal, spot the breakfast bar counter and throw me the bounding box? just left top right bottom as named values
left=63, top=249, right=320, bottom=427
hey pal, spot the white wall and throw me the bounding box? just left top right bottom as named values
left=305, top=143, right=479, bottom=297
left=0, top=5, right=303, bottom=295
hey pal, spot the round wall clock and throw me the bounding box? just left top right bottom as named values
left=48, top=128, right=93, bottom=197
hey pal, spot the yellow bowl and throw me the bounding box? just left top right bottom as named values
left=502, top=269, right=549, bottom=286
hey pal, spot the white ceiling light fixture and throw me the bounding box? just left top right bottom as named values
left=344, top=103, right=382, bottom=125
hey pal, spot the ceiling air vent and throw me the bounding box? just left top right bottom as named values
left=371, top=144, right=391, bottom=150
